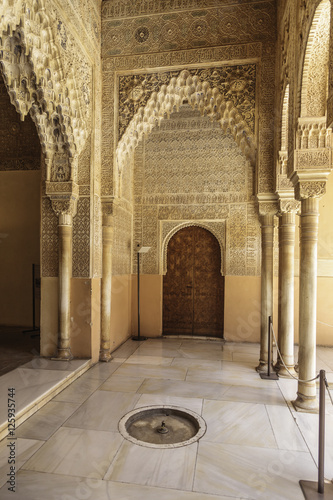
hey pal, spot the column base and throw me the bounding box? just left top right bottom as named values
left=256, top=360, right=268, bottom=373
left=292, top=392, right=319, bottom=413
left=276, top=365, right=297, bottom=378
left=99, top=349, right=113, bottom=362
left=53, top=348, right=73, bottom=360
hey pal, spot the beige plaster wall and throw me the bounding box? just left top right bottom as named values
left=0, top=170, right=40, bottom=326
left=110, top=275, right=133, bottom=351
left=40, top=277, right=58, bottom=357
left=224, top=276, right=261, bottom=343
left=131, top=274, right=163, bottom=338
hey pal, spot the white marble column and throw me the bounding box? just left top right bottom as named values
left=276, top=210, right=297, bottom=377
left=293, top=196, right=319, bottom=411
left=100, top=216, right=113, bottom=362
left=57, top=213, right=73, bottom=360
left=257, top=214, right=275, bottom=372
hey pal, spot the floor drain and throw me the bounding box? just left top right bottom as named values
left=118, top=405, right=206, bottom=449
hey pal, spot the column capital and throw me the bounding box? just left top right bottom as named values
left=46, top=181, right=79, bottom=220
left=278, top=198, right=300, bottom=215
left=257, top=193, right=279, bottom=217
left=101, top=197, right=115, bottom=227
left=294, top=180, right=327, bottom=201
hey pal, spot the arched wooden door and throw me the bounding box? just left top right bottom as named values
left=163, top=226, right=224, bottom=337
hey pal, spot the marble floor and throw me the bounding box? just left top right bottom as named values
left=0, top=338, right=333, bottom=499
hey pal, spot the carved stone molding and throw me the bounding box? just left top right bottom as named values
left=46, top=181, right=79, bottom=221
left=101, top=198, right=116, bottom=227
left=294, top=149, right=332, bottom=170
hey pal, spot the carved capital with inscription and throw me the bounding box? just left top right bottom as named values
left=294, top=181, right=327, bottom=200
left=257, top=194, right=279, bottom=217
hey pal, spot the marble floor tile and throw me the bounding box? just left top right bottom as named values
left=277, top=378, right=299, bottom=406
left=0, top=438, right=44, bottom=488
left=138, top=378, right=231, bottom=400
left=64, top=390, right=141, bottom=431
left=202, top=400, right=277, bottom=449
left=133, top=346, right=184, bottom=358
left=82, top=361, right=122, bottom=380
left=111, top=340, right=141, bottom=358
left=52, top=375, right=103, bottom=404
left=222, top=383, right=286, bottom=406
left=135, top=394, right=204, bottom=415
left=294, top=411, right=333, bottom=479
left=22, top=427, right=123, bottom=479
left=266, top=405, right=308, bottom=452
left=186, top=367, right=275, bottom=388
left=113, top=362, right=187, bottom=380
left=99, top=374, right=145, bottom=393
left=124, top=354, right=174, bottom=366
left=105, top=439, right=197, bottom=491
left=231, top=351, right=260, bottom=363
left=194, top=441, right=317, bottom=500
left=171, top=358, right=222, bottom=370
left=178, top=348, right=233, bottom=361
left=0, top=368, right=73, bottom=425
left=21, top=359, right=89, bottom=371
left=0, top=470, right=237, bottom=500
left=15, top=401, right=80, bottom=441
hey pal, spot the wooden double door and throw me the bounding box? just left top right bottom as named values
left=163, top=226, right=224, bottom=337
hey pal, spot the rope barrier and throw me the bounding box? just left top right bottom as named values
left=324, top=376, right=333, bottom=406
left=270, top=322, right=320, bottom=384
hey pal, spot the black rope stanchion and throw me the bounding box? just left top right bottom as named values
left=299, top=370, right=333, bottom=499
left=260, top=316, right=279, bottom=380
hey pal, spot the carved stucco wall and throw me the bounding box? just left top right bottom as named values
left=132, top=104, right=261, bottom=277
left=102, top=0, right=276, bottom=277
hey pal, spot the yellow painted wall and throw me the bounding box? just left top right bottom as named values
left=224, top=276, right=261, bottom=342
left=110, top=274, right=133, bottom=351
left=0, top=170, right=41, bottom=326
left=131, top=274, right=163, bottom=338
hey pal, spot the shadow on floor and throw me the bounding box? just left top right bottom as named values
left=0, top=325, right=40, bottom=376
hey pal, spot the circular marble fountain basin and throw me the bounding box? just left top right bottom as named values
left=118, top=405, right=206, bottom=449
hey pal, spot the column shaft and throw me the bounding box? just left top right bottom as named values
left=294, top=197, right=319, bottom=411
left=57, top=216, right=73, bottom=359
left=257, top=214, right=275, bottom=372
left=100, top=224, right=113, bottom=361
left=277, top=212, right=296, bottom=376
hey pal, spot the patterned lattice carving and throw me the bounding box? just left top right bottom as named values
left=41, top=197, right=59, bottom=277
left=73, top=197, right=90, bottom=277
left=133, top=104, right=260, bottom=276
left=112, top=202, right=133, bottom=275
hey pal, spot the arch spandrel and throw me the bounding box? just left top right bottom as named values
left=116, top=68, right=257, bottom=179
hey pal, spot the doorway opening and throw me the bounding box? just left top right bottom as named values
left=163, top=226, right=224, bottom=337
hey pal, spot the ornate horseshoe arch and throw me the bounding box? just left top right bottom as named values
left=116, top=67, right=257, bottom=194
left=0, top=0, right=89, bottom=163
left=161, top=221, right=225, bottom=277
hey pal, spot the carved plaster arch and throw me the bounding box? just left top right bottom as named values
left=300, top=0, right=331, bottom=118
left=161, top=221, right=225, bottom=276
left=0, top=0, right=88, bottom=158
left=116, top=69, right=256, bottom=179
left=281, top=84, right=289, bottom=153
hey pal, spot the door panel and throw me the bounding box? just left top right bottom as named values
left=163, top=226, right=224, bottom=337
